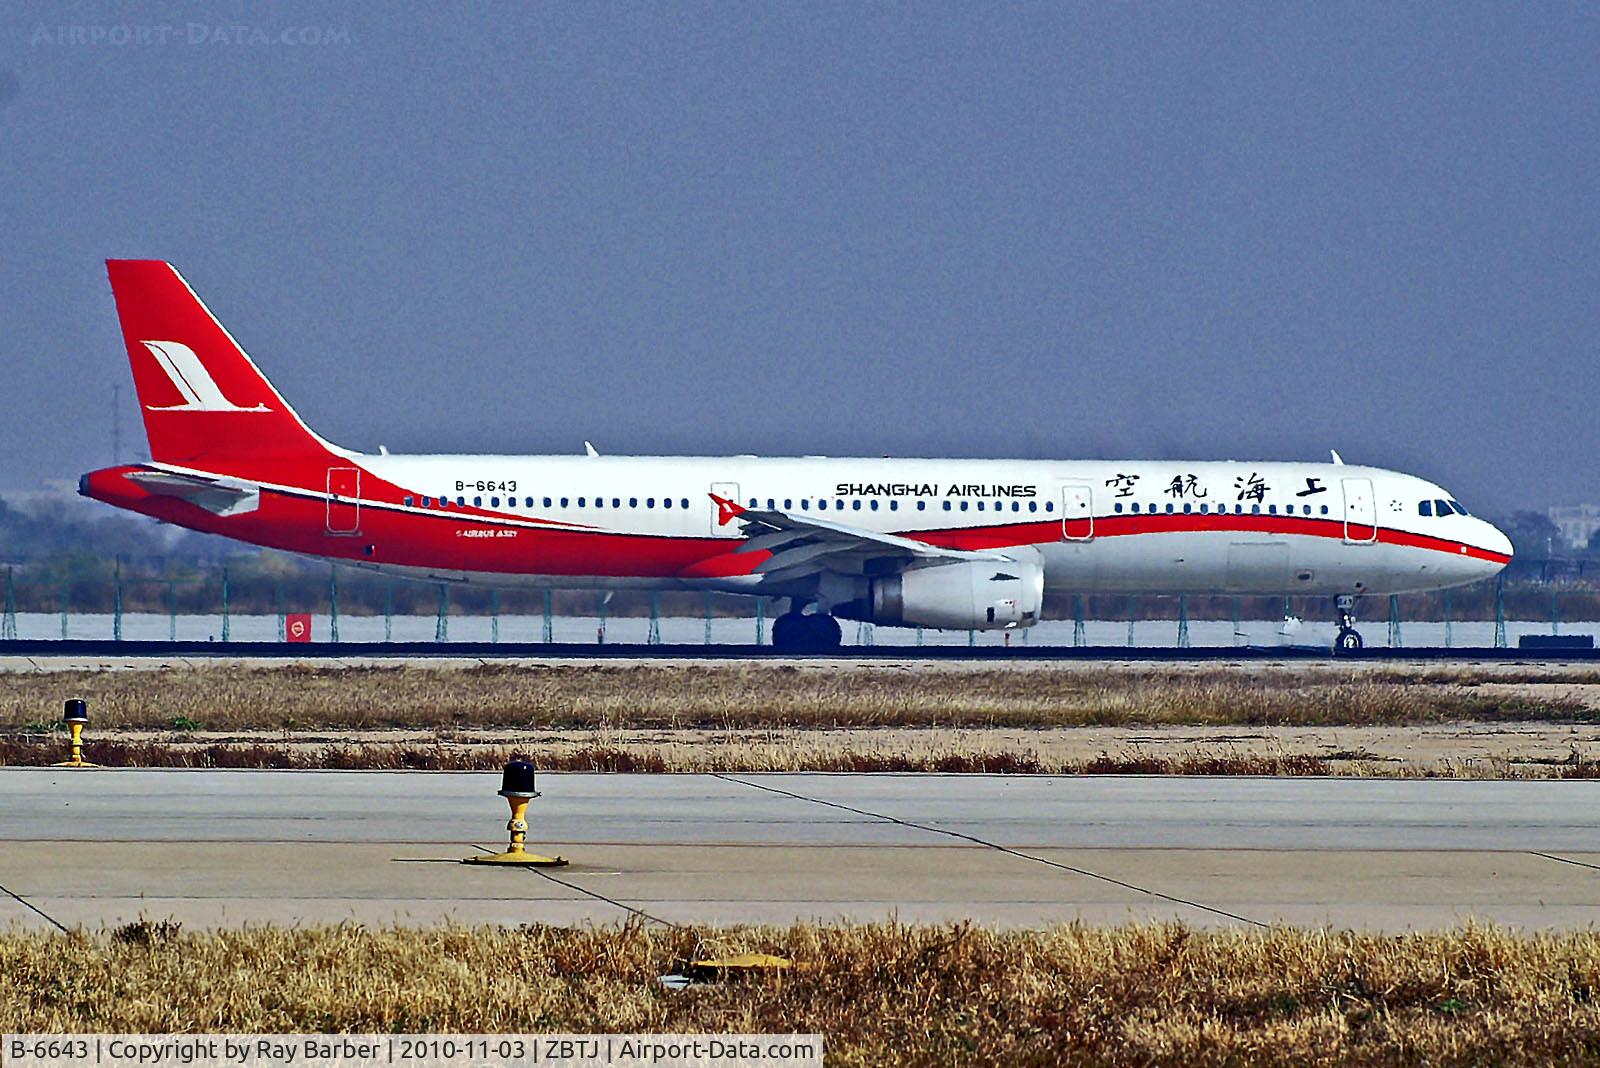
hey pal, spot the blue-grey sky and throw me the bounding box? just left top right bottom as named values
left=4, top=3, right=1597, bottom=513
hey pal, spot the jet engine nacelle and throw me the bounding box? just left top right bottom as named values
left=864, top=556, right=1045, bottom=630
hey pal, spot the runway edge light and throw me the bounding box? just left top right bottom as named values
left=53, top=698, right=98, bottom=768
left=462, top=759, right=567, bottom=867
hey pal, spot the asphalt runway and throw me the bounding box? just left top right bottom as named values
left=3, top=769, right=1599, bottom=931
left=2, top=638, right=1597, bottom=661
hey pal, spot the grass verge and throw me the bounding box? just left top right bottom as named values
left=0, top=663, right=1592, bottom=730
left=4, top=921, right=1599, bottom=1066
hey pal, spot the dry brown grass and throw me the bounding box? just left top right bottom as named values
left=0, top=663, right=1589, bottom=732
left=4, top=735, right=1599, bottom=778
left=4, top=921, right=1600, bottom=1066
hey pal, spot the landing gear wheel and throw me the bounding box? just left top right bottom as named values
left=1334, top=627, right=1364, bottom=655
left=770, top=611, right=842, bottom=652
left=805, top=613, right=843, bottom=650
left=771, top=612, right=804, bottom=651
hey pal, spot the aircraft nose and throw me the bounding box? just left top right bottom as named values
left=1477, top=518, right=1513, bottom=574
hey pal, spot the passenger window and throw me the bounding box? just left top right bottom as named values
left=404, top=496, right=415, bottom=507
left=1011, top=501, right=1019, bottom=512
left=870, top=500, right=879, bottom=510
left=577, top=497, right=586, bottom=507
left=817, top=499, right=827, bottom=510
left=1268, top=505, right=1276, bottom=515
left=917, top=501, right=926, bottom=511
left=747, top=498, right=757, bottom=508
left=1165, top=503, right=1174, bottom=514
left=1046, top=502, right=1055, bottom=512
left=1029, top=501, right=1037, bottom=512
left=663, top=498, right=671, bottom=509
left=560, top=497, right=569, bottom=507
left=1419, top=501, right=1433, bottom=517
left=1182, top=503, right=1192, bottom=514
left=1114, top=503, right=1124, bottom=514
left=853, top=500, right=862, bottom=510
left=473, top=496, right=482, bottom=507
left=977, top=501, right=985, bottom=511
left=1320, top=505, right=1328, bottom=515
left=784, top=499, right=793, bottom=509
left=1130, top=503, right=1140, bottom=513
left=681, top=499, right=689, bottom=509
left=960, top=501, right=969, bottom=511
left=1250, top=504, right=1260, bottom=514
left=524, top=497, right=533, bottom=508
left=629, top=498, right=637, bottom=508
left=612, top=498, right=620, bottom=508
left=490, top=496, right=500, bottom=507
left=767, top=498, right=776, bottom=510
left=646, top=498, right=655, bottom=508
left=543, top=497, right=552, bottom=507
left=890, top=500, right=899, bottom=511
left=942, top=501, right=952, bottom=511
left=595, top=497, right=604, bottom=509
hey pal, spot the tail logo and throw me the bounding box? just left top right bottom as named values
left=140, top=340, right=270, bottom=413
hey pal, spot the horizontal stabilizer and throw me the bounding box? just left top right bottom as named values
left=125, top=469, right=261, bottom=516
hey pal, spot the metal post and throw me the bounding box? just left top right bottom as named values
left=328, top=566, right=339, bottom=643
left=916, top=626, right=924, bottom=646
left=755, top=599, right=765, bottom=645
left=59, top=577, right=68, bottom=640
left=384, top=580, right=394, bottom=643
left=647, top=592, right=661, bottom=645
left=598, top=595, right=608, bottom=645
left=172, top=579, right=181, bottom=642
left=1443, top=591, right=1452, bottom=649
left=1494, top=574, right=1506, bottom=649
left=221, top=564, right=230, bottom=643
left=1127, top=597, right=1136, bottom=647
left=491, top=589, right=501, bottom=643
left=968, top=628, right=976, bottom=647
left=542, top=590, right=553, bottom=643
left=1388, top=593, right=1401, bottom=648
left=1176, top=594, right=1190, bottom=648
left=1232, top=596, right=1242, bottom=645
left=112, top=560, right=122, bottom=642
left=274, top=579, right=284, bottom=642
left=435, top=584, right=449, bottom=642
left=1, top=567, right=15, bottom=640
left=857, top=621, right=874, bottom=646
left=704, top=591, right=714, bottom=645
left=1552, top=591, right=1560, bottom=636
left=1072, top=594, right=1085, bottom=647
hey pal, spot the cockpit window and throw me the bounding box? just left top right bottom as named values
left=1418, top=501, right=1433, bottom=517
left=1435, top=499, right=1452, bottom=516
left=1448, top=499, right=1468, bottom=516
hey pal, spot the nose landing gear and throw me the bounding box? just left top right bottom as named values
left=1334, top=594, right=1364, bottom=655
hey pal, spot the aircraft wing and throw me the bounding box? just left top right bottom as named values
left=719, top=496, right=1014, bottom=585
left=126, top=469, right=262, bottom=517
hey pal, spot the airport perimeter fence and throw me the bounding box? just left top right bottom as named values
left=1, top=563, right=1597, bottom=649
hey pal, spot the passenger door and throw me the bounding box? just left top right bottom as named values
left=1060, top=482, right=1095, bottom=541
left=1341, top=477, right=1377, bottom=544
left=326, top=467, right=361, bottom=535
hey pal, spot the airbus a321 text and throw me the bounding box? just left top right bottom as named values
left=80, top=260, right=1512, bottom=653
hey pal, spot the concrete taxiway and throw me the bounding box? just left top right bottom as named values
left=2, top=769, right=1598, bottom=931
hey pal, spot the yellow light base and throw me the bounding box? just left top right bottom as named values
left=686, top=953, right=795, bottom=979
left=51, top=759, right=99, bottom=768
left=463, top=849, right=568, bottom=867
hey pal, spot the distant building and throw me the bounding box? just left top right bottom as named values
left=1549, top=504, right=1600, bottom=549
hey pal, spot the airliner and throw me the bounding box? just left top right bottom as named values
left=79, top=260, right=1512, bottom=653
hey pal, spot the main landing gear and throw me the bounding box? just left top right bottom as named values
left=771, top=607, right=843, bottom=653
left=1333, top=594, right=1364, bottom=655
